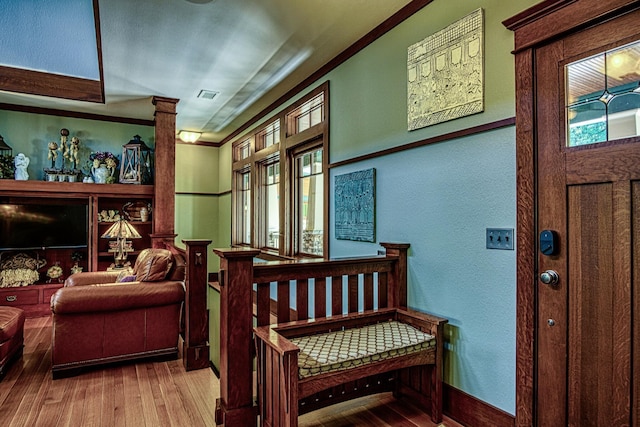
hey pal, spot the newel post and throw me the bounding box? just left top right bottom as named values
left=213, top=248, right=261, bottom=427
left=380, top=242, right=410, bottom=308
left=183, top=239, right=212, bottom=371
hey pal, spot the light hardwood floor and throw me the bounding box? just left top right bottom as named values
left=0, top=317, right=462, bottom=427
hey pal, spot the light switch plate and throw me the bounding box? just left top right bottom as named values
left=486, top=228, right=514, bottom=250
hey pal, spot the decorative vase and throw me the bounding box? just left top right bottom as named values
left=139, top=206, right=149, bottom=222
left=92, top=165, right=112, bottom=184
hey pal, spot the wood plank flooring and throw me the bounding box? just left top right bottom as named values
left=0, top=317, right=463, bottom=427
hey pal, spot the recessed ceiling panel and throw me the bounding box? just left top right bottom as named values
left=0, top=0, right=99, bottom=79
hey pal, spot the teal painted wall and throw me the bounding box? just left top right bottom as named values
left=216, top=0, right=538, bottom=414
left=325, top=0, right=531, bottom=414
left=329, top=128, right=516, bottom=412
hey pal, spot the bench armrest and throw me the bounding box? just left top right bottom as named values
left=396, top=308, right=448, bottom=336
left=254, top=326, right=300, bottom=356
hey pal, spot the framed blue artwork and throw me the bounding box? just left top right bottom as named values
left=335, top=168, right=375, bottom=242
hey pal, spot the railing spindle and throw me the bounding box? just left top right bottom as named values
left=348, top=275, right=358, bottom=314
left=296, top=278, right=309, bottom=321
left=278, top=280, right=291, bottom=322
left=378, top=272, right=388, bottom=309
left=331, top=276, right=343, bottom=316
left=256, top=283, right=271, bottom=327
left=314, top=277, right=327, bottom=318
left=364, top=273, right=374, bottom=311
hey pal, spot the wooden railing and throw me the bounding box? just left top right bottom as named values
left=213, top=243, right=410, bottom=426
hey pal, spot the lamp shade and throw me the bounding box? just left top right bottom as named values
left=101, top=219, right=142, bottom=239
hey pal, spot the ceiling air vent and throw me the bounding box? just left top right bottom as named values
left=198, top=89, right=219, bottom=100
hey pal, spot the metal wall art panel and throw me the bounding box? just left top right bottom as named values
left=335, top=168, right=375, bottom=242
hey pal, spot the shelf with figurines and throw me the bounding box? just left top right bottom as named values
left=1, top=129, right=154, bottom=188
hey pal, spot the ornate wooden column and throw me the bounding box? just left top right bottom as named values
left=152, top=96, right=178, bottom=237
left=213, top=247, right=261, bottom=427
left=182, top=239, right=212, bottom=370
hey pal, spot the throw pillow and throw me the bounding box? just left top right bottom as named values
left=134, top=248, right=173, bottom=282
left=115, top=268, right=134, bottom=282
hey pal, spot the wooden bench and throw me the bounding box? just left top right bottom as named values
left=255, top=307, right=446, bottom=426
left=213, top=242, right=448, bottom=427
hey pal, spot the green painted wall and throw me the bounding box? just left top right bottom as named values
left=175, top=143, right=221, bottom=272
left=216, top=142, right=233, bottom=250
left=175, top=142, right=226, bottom=370
left=329, top=0, right=522, bottom=163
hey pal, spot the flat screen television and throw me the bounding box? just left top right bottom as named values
left=0, top=202, right=88, bottom=250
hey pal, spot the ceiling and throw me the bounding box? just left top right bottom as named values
left=0, top=0, right=413, bottom=143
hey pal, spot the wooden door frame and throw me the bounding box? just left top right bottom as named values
left=503, top=0, right=640, bottom=425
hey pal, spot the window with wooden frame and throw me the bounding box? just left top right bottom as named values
left=286, top=92, right=325, bottom=136
left=231, top=82, right=328, bottom=258
left=256, top=119, right=280, bottom=151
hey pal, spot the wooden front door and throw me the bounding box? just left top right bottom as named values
left=535, top=10, right=640, bottom=426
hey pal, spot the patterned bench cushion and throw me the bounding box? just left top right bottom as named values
left=290, top=320, right=435, bottom=379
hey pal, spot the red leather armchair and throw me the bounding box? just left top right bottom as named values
left=50, top=248, right=186, bottom=378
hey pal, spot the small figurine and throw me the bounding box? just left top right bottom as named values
left=48, top=141, right=59, bottom=168
left=70, top=136, right=80, bottom=170
left=14, top=153, right=29, bottom=180
left=70, top=251, right=83, bottom=275
left=60, top=128, right=69, bottom=165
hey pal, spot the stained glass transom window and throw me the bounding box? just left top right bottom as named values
left=566, top=40, right=640, bottom=146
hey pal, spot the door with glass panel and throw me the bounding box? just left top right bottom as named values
left=535, top=10, right=640, bottom=426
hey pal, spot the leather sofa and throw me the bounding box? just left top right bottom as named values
left=50, top=248, right=186, bottom=378
left=0, top=306, right=25, bottom=379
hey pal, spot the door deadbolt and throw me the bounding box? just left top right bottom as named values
left=540, top=270, right=559, bottom=286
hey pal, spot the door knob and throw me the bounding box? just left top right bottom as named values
left=540, top=270, right=559, bottom=286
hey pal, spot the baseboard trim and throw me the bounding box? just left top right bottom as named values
left=444, top=383, right=514, bottom=427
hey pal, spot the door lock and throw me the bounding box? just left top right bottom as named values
left=540, top=270, right=559, bottom=286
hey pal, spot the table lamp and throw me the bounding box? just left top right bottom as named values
left=101, top=219, right=141, bottom=269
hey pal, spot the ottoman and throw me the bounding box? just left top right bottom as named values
left=0, top=306, right=25, bottom=379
